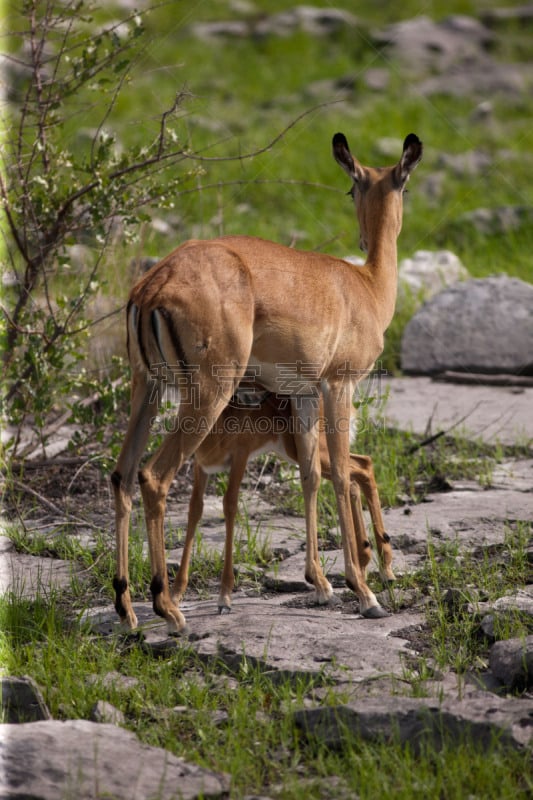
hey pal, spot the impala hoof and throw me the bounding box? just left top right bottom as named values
left=218, top=605, right=231, bottom=615
left=168, top=624, right=189, bottom=638
left=362, top=605, right=389, bottom=619
left=118, top=610, right=138, bottom=631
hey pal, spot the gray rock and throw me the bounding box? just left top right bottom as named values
left=294, top=692, right=533, bottom=751
left=84, top=596, right=424, bottom=687
left=0, top=546, right=78, bottom=599
left=190, top=20, right=250, bottom=40
left=483, top=6, right=533, bottom=24
left=191, top=6, right=357, bottom=41
left=418, top=61, right=529, bottom=97
left=373, top=13, right=532, bottom=97
left=90, top=700, right=126, bottom=725
left=255, top=7, right=357, bottom=38
left=489, top=636, right=533, bottom=691
left=377, top=376, right=533, bottom=445
left=401, top=277, right=533, bottom=376
left=0, top=719, right=229, bottom=799
left=491, top=589, right=533, bottom=617
left=1, top=676, right=51, bottom=723
left=437, top=150, right=492, bottom=177
left=0, top=535, right=15, bottom=553
left=373, top=15, right=493, bottom=72
left=85, top=670, right=140, bottom=692
left=305, top=75, right=356, bottom=101
left=457, top=205, right=533, bottom=235
left=398, top=250, right=468, bottom=300
left=363, top=68, right=389, bottom=91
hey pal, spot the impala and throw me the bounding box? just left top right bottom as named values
left=111, top=130, right=422, bottom=631
left=173, top=387, right=396, bottom=613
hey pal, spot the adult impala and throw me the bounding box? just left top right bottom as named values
left=112, top=130, right=422, bottom=631
left=174, top=388, right=396, bottom=614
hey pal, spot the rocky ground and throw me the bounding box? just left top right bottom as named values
left=1, top=376, right=532, bottom=798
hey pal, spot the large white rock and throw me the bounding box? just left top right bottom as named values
left=401, top=276, right=533, bottom=375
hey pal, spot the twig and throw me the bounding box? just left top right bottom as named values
left=67, top=455, right=107, bottom=494
left=6, top=478, right=66, bottom=517
left=434, top=371, right=533, bottom=388
left=407, top=401, right=483, bottom=454
left=5, top=478, right=102, bottom=529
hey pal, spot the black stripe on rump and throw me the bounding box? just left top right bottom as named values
left=136, top=306, right=151, bottom=370
left=154, top=307, right=188, bottom=368
left=125, top=300, right=135, bottom=363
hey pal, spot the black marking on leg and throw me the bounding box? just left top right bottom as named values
left=363, top=540, right=371, bottom=550
left=382, top=532, right=391, bottom=544
left=138, top=469, right=147, bottom=485
left=110, top=470, right=121, bottom=489
left=113, top=576, right=128, bottom=618
left=150, top=574, right=165, bottom=618
left=345, top=577, right=357, bottom=593
left=304, top=571, right=313, bottom=585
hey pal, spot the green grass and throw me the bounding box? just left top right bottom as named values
left=1, top=525, right=532, bottom=800
left=405, top=521, right=532, bottom=676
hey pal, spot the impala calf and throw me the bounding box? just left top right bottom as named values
left=111, top=129, right=422, bottom=632
left=173, top=389, right=395, bottom=613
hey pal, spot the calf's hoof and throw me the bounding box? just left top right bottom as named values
left=362, top=605, right=389, bottom=619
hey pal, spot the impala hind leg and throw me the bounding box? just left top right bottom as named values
left=352, top=454, right=396, bottom=582
left=140, top=399, right=237, bottom=633
left=112, top=374, right=159, bottom=629
left=293, top=397, right=333, bottom=605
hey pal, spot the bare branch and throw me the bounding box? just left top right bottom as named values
left=182, top=101, right=342, bottom=164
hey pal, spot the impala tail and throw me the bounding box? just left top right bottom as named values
left=127, top=301, right=190, bottom=374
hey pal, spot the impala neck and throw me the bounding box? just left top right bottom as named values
left=363, top=197, right=401, bottom=332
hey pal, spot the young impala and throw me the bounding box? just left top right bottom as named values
left=173, top=387, right=395, bottom=613
left=112, top=130, right=422, bottom=631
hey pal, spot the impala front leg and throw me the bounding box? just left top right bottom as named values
left=173, top=461, right=208, bottom=603
left=323, top=384, right=388, bottom=618
left=219, top=448, right=249, bottom=613
left=293, top=396, right=333, bottom=604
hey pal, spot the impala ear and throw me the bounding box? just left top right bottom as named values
left=396, top=133, right=423, bottom=187
left=332, top=133, right=364, bottom=183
